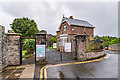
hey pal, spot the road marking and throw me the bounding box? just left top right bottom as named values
left=40, top=66, right=46, bottom=80
left=104, top=52, right=111, bottom=59
left=40, top=52, right=110, bottom=79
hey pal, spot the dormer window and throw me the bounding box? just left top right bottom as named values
left=64, top=25, right=66, bottom=31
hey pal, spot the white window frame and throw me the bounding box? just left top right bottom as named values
left=72, top=28, right=74, bottom=31
left=64, top=25, right=66, bottom=31
left=60, top=34, right=68, bottom=46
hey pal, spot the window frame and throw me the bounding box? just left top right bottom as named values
left=64, top=25, right=66, bottom=31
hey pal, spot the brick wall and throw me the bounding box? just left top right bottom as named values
left=57, top=22, right=94, bottom=37
left=57, top=22, right=94, bottom=51
left=67, top=34, right=76, bottom=52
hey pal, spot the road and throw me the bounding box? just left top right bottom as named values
left=46, top=51, right=119, bottom=78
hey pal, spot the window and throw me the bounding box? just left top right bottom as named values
left=64, top=25, right=66, bottom=31
left=72, top=28, right=74, bottom=31
left=61, top=38, right=67, bottom=46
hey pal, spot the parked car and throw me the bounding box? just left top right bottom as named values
left=104, top=47, right=108, bottom=50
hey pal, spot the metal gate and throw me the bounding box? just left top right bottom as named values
left=20, top=37, right=36, bottom=65
left=46, top=48, right=76, bottom=64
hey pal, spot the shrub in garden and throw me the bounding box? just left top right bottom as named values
left=23, top=39, right=35, bottom=55
left=86, top=39, right=103, bottom=52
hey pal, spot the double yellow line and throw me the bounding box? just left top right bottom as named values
left=40, top=52, right=110, bottom=80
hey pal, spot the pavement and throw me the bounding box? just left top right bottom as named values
left=1, top=64, right=35, bottom=80
left=22, top=55, right=35, bottom=65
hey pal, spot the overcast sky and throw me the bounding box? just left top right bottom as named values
left=0, top=0, right=118, bottom=37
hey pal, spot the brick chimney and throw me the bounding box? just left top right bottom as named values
left=69, top=16, right=73, bottom=19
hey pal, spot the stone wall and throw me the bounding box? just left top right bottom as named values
left=86, top=51, right=105, bottom=59
left=0, top=26, right=21, bottom=72
left=75, top=35, right=86, bottom=61
left=35, top=33, right=46, bottom=64
left=75, top=35, right=105, bottom=61
left=0, top=25, right=7, bottom=73
left=108, top=43, right=120, bottom=51
left=7, top=33, right=21, bottom=65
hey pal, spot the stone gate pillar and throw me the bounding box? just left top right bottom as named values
left=75, top=35, right=86, bottom=61
left=7, top=33, right=21, bottom=65
left=0, top=25, right=7, bottom=73
left=35, top=31, right=47, bottom=64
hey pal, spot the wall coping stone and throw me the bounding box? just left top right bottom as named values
left=35, top=33, right=46, bottom=35
left=6, top=33, right=21, bottom=36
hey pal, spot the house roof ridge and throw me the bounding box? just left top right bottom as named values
left=63, top=17, right=87, bottom=22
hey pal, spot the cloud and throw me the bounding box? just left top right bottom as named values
left=0, top=1, right=118, bottom=37
left=0, top=2, right=31, bottom=17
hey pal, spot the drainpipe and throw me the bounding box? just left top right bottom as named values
left=83, top=27, right=86, bottom=33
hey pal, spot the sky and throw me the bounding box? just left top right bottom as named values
left=0, top=0, right=119, bottom=37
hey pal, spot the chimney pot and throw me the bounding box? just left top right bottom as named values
left=70, top=16, right=73, bottom=19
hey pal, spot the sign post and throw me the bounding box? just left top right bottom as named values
left=53, top=43, right=57, bottom=49
left=36, top=45, right=46, bottom=61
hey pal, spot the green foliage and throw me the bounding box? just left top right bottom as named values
left=86, top=40, right=103, bottom=52
left=50, top=36, right=57, bottom=43
left=94, top=35, right=117, bottom=47
left=22, top=50, right=26, bottom=56
left=110, top=38, right=120, bottom=45
left=23, top=39, right=35, bottom=55
left=11, top=17, right=39, bottom=37
left=104, top=41, right=110, bottom=47
left=94, top=35, right=100, bottom=41
left=47, top=47, right=53, bottom=49
left=22, top=50, right=26, bottom=61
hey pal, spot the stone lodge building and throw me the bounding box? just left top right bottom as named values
left=56, top=16, right=95, bottom=52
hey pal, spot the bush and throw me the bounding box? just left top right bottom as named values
left=110, top=38, right=120, bottom=45
left=86, top=40, right=104, bottom=52
left=104, top=41, right=110, bottom=47
left=50, top=36, right=57, bottom=43
left=23, top=39, right=35, bottom=55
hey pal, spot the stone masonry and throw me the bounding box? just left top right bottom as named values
left=75, top=35, right=86, bottom=61
left=0, top=25, right=7, bottom=73
left=108, top=43, right=120, bottom=51
left=7, top=33, right=21, bottom=65
left=75, top=35, right=105, bottom=61
left=0, top=25, right=21, bottom=73
left=35, top=31, right=47, bottom=64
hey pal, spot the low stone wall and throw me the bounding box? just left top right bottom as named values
left=77, top=51, right=105, bottom=61
left=86, top=51, right=105, bottom=59
left=108, top=43, right=120, bottom=51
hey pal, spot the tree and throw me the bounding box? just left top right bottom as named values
left=23, top=39, right=35, bottom=55
left=50, top=36, right=57, bottom=43
left=11, top=17, right=39, bottom=37
left=110, top=38, right=120, bottom=45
